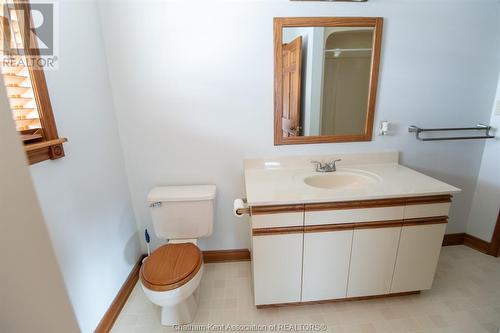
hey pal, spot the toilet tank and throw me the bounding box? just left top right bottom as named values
left=147, top=185, right=216, bottom=240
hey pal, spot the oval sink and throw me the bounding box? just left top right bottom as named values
left=304, top=170, right=380, bottom=189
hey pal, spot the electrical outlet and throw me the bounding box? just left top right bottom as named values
left=495, top=100, right=500, bottom=116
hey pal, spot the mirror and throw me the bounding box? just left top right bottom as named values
left=274, top=17, right=383, bottom=145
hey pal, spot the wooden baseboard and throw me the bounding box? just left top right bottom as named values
left=489, top=212, right=500, bottom=257
left=442, top=233, right=465, bottom=246
left=202, top=249, right=251, bottom=263
left=442, top=212, right=500, bottom=258
left=94, top=255, right=146, bottom=333
left=256, top=291, right=420, bottom=309
left=463, top=234, right=491, bottom=254
left=443, top=232, right=499, bottom=257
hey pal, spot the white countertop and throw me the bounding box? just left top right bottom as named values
left=244, top=152, right=461, bottom=206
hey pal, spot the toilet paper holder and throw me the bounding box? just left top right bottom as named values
left=234, top=198, right=251, bottom=216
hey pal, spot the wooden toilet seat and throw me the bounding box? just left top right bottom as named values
left=140, top=243, right=202, bottom=292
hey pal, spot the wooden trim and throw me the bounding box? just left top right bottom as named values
left=274, top=134, right=374, bottom=145
left=251, top=204, right=304, bottom=215
left=24, top=138, right=67, bottom=152
left=404, top=195, right=452, bottom=205
left=365, top=17, right=383, bottom=144
left=278, top=217, right=448, bottom=235
left=489, top=211, right=500, bottom=257
left=274, top=17, right=383, bottom=146
left=13, top=1, right=66, bottom=165
left=442, top=230, right=500, bottom=258
left=404, top=216, right=448, bottom=226
left=94, top=255, right=146, bottom=333
left=25, top=146, right=53, bottom=164
left=463, top=234, right=491, bottom=255
left=253, top=226, right=304, bottom=236
left=353, top=219, right=404, bottom=230
left=304, top=220, right=403, bottom=232
left=251, top=195, right=452, bottom=214
left=441, top=211, right=500, bottom=257
left=273, top=17, right=282, bottom=145
left=202, top=249, right=251, bottom=263
left=256, top=291, right=420, bottom=309
left=304, top=195, right=450, bottom=212
left=273, top=17, right=381, bottom=27
left=305, top=198, right=406, bottom=211
left=442, top=233, right=465, bottom=246
left=304, top=223, right=355, bottom=233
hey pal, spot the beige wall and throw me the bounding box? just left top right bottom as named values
left=0, top=80, right=79, bottom=332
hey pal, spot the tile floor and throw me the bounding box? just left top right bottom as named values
left=111, top=245, right=500, bottom=333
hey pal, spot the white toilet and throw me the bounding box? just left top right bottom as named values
left=140, top=185, right=216, bottom=326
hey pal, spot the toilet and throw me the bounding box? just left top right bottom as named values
left=140, top=185, right=216, bottom=326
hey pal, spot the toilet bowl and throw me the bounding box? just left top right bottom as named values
left=141, top=185, right=216, bottom=326
left=140, top=242, right=204, bottom=325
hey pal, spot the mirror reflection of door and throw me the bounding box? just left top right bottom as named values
left=281, top=36, right=302, bottom=137
left=321, top=30, right=373, bottom=136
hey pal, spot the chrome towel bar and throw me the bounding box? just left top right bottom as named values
left=408, top=124, right=495, bottom=141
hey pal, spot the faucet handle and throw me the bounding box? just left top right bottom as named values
left=311, top=160, right=324, bottom=171
left=329, top=159, right=342, bottom=170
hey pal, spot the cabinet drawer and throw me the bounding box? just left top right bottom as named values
left=251, top=212, right=303, bottom=229
left=404, top=203, right=451, bottom=219
left=305, top=206, right=404, bottom=226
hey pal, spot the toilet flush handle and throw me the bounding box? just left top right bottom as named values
left=149, top=202, right=162, bottom=208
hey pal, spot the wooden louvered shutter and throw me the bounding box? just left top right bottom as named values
left=0, top=0, right=66, bottom=164
left=1, top=6, right=43, bottom=142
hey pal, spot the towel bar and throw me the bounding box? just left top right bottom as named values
left=408, top=124, right=495, bottom=141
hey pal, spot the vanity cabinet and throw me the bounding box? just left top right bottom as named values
left=391, top=222, right=447, bottom=293
left=389, top=200, right=451, bottom=293
left=347, top=226, right=401, bottom=297
left=252, top=232, right=303, bottom=305
left=302, top=228, right=353, bottom=301
left=250, top=195, right=452, bottom=307
left=251, top=207, right=304, bottom=305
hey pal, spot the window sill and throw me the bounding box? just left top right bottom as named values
left=25, top=138, right=67, bottom=165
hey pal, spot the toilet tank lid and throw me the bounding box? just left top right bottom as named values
left=147, top=185, right=216, bottom=202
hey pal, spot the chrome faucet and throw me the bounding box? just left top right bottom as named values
left=311, top=159, right=342, bottom=172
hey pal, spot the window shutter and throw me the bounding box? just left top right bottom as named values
left=1, top=3, right=43, bottom=142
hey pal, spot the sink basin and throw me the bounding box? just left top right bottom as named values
left=304, top=170, right=380, bottom=189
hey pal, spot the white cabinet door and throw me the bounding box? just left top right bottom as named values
left=252, top=233, right=303, bottom=305
left=347, top=227, right=401, bottom=297
left=302, top=229, right=353, bottom=301
left=391, top=223, right=446, bottom=293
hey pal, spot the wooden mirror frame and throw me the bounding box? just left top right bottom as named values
left=274, top=17, right=383, bottom=145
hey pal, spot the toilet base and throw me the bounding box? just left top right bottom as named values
left=160, top=289, right=199, bottom=326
